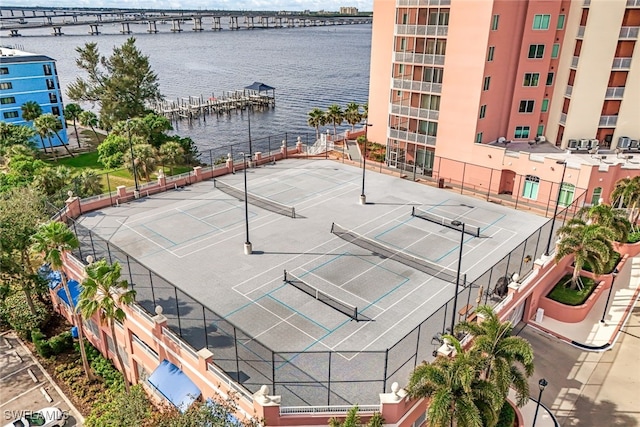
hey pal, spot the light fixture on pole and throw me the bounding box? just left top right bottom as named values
left=126, top=119, right=140, bottom=198
left=532, top=378, right=548, bottom=427
left=247, top=103, right=253, bottom=159
left=544, top=160, right=567, bottom=256
left=359, top=121, right=372, bottom=205
left=449, top=220, right=465, bottom=335
left=241, top=152, right=252, bottom=255
left=600, top=268, right=619, bottom=324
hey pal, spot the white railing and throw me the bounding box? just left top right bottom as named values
left=612, top=57, right=632, bottom=69
left=130, top=303, right=155, bottom=324
left=577, top=26, right=585, bottom=38
left=206, top=362, right=254, bottom=402
left=391, top=104, right=439, bottom=121
left=394, top=52, right=445, bottom=65
left=565, top=85, right=573, bottom=97
left=79, top=190, right=118, bottom=205
left=425, top=25, right=448, bottom=36
left=583, top=0, right=590, bottom=5
left=599, top=115, right=618, bottom=126
left=605, top=87, right=625, bottom=99
left=396, top=25, right=427, bottom=36
left=305, top=135, right=334, bottom=155
left=389, top=129, right=436, bottom=146
left=280, top=405, right=381, bottom=415
left=392, top=79, right=442, bottom=94
left=560, top=113, right=567, bottom=125
left=628, top=0, right=640, bottom=6
left=397, top=0, right=450, bottom=5
left=162, top=326, right=198, bottom=360
left=132, top=334, right=159, bottom=360
left=619, top=26, right=639, bottom=39
left=571, top=56, right=579, bottom=68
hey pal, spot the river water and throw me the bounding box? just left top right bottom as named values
left=12, top=23, right=371, bottom=151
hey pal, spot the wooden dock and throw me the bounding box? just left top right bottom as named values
left=148, top=89, right=275, bottom=121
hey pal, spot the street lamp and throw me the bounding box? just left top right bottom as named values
left=359, top=121, right=372, bottom=205
left=600, top=268, right=619, bottom=324
left=126, top=119, right=140, bottom=197
left=450, top=220, right=465, bottom=335
left=247, top=104, right=253, bottom=159
left=544, top=160, right=567, bottom=256
left=240, top=152, right=252, bottom=255
left=532, top=378, right=548, bottom=427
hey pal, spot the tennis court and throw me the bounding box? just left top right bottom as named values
left=75, top=159, right=549, bottom=405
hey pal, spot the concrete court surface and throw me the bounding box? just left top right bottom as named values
left=0, top=332, right=83, bottom=426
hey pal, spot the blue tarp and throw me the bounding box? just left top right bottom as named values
left=39, top=264, right=62, bottom=289
left=56, top=279, right=82, bottom=307
left=148, top=359, right=201, bottom=412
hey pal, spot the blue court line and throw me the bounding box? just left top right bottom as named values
left=301, top=253, right=350, bottom=277
left=138, top=224, right=178, bottom=246
left=434, top=234, right=476, bottom=263
left=264, top=294, right=331, bottom=333
left=480, top=213, right=506, bottom=231
left=373, top=215, right=416, bottom=240
left=359, top=275, right=410, bottom=314
left=223, top=282, right=289, bottom=318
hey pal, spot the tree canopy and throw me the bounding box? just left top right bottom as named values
left=67, top=38, right=163, bottom=130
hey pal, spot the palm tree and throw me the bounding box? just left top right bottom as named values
left=33, top=115, right=57, bottom=160
left=64, top=103, right=83, bottom=148
left=326, top=104, right=344, bottom=159
left=407, top=336, right=502, bottom=427
left=21, top=101, right=47, bottom=153
left=35, top=114, right=75, bottom=158
left=454, top=306, right=534, bottom=408
left=307, top=108, right=327, bottom=141
left=362, top=102, right=368, bottom=122
left=78, top=259, right=136, bottom=392
left=75, top=170, right=104, bottom=197
left=576, top=203, right=631, bottom=243
left=344, top=102, right=362, bottom=133
left=79, top=111, right=101, bottom=143
left=611, top=176, right=640, bottom=228
left=122, top=143, right=157, bottom=182
left=555, top=219, right=615, bottom=290
left=159, top=141, right=184, bottom=176
left=31, top=221, right=93, bottom=380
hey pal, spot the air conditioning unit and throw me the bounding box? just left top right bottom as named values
left=537, top=135, right=546, bottom=142
left=577, top=139, right=590, bottom=150
left=618, top=136, right=631, bottom=149
left=589, top=139, right=599, bottom=150
left=630, top=140, right=640, bottom=151
left=567, top=139, right=578, bottom=150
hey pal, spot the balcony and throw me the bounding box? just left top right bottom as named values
left=571, top=56, right=579, bottom=68
left=392, top=78, right=443, bottom=94
left=397, top=0, right=450, bottom=5
left=565, top=85, right=573, bottom=97
left=605, top=87, right=625, bottom=99
left=394, top=52, right=445, bottom=65
left=627, top=0, right=640, bottom=7
left=619, top=26, right=639, bottom=39
left=395, top=25, right=448, bottom=37
left=389, top=128, right=437, bottom=146
left=612, top=57, right=632, bottom=69
left=583, top=0, right=591, bottom=5
left=391, top=104, right=440, bottom=121
left=560, top=113, right=567, bottom=125
left=599, top=115, right=618, bottom=127
left=577, top=26, right=585, bottom=38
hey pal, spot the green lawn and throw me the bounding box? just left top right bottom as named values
left=53, top=151, right=102, bottom=169
left=547, top=274, right=597, bottom=306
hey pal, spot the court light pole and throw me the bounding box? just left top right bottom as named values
left=359, top=121, right=372, bottom=205
left=544, top=160, right=567, bottom=257
left=241, top=152, right=252, bottom=255
left=126, top=119, right=140, bottom=198
left=247, top=103, right=253, bottom=159
left=532, top=378, right=548, bottom=427
left=450, top=220, right=465, bottom=335
left=600, top=268, right=619, bottom=324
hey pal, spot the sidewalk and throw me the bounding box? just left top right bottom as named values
left=509, top=388, right=557, bottom=427
left=530, top=254, right=640, bottom=350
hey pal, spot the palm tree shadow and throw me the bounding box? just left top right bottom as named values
left=570, top=395, right=637, bottom=427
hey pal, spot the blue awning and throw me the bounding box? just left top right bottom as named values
left=56, top=279, right=82, bottom=307
left=148, top=360, right=201, bottom=412
left=205, top=398, right=241, bottom=425
left=39, top=264, right=61, bottom=289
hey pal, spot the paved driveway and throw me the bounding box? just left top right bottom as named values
left=0, top=332, right=83, bottom=426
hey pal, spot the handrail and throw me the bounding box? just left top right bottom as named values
left=206, top=362, right=254, bottom=403
left=280, top=404, right=381, bottom=415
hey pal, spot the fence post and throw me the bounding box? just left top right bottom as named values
left=487, top=169, right=494, bottom=201
left=272, top=351, right=277, bottom=397
left=202, top=306, right=209, bottom=348
left=460, top=162, right=466, bottom=194
left=414, top=323, right=421, bottom=368
left=234, top=327, right=240, bottom=382
left=382, top=349, right=389, bottom=394
left=175, top=287, right=182, bottom=336
left=149, top=270, right=156, bottom=306
left=514, top=174, right=524, bottom=210
left=327, top=351, right=332, bottom=405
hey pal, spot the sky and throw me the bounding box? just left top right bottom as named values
left=13, top=0, right=373, bottom=11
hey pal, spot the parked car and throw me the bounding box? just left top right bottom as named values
left=4, top=407, right=65, bottom=427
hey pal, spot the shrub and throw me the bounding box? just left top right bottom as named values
left=628, top=231, right=640, bottom=244
left=49, top=331, right=73, bottom=354
left=0, top=291, right=50, bottom=340
left=496, top=402, right=516, bottom=427
left=77, top=340, right=124, bottom=391
left=31, top=329, right=53, bottom=358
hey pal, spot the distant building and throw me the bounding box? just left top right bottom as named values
left=340, top=7, right=359, bottom=15
left=0, top=47, right=69, bottom=147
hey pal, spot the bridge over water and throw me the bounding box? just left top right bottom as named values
left=0, top=6, right=372, bottom=37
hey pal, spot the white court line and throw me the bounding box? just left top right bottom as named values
left=115, top=221, right=178, bottom=255
left=297, top=269, right=386, bottom=311
left=250, top=313, right=297, bottom=341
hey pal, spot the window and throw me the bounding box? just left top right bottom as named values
left=479, top=104, right=487, bottom=119
left=43, top=64, right=52, bottom=75
left=421, top=94, right=440, bottom=110
left=541, top=98, right=549, bottom=112
left=537, top=124, right=545, bottom=136
left=557, top=15, right=566, bottom=29
left=558, top=183, right=575, bottom=207
left=528, top=44, right=545, bottom=59
left=398, top=64, right=404, bottom=74
left=519, top=100, right=535, bottom=113
left=0, top=96, right=16, bottom=105
left=426, top=39, right=447, bottom=55
left=49, top=93, right=58, bottom=103
left=491, top=14, right=499, bottom=30
left=0, top=67, right=8, bottom=75
left=523, top=73, right=540, bottom=86
left=487, top=46, right=495, bottom=61
left=483, top=76, right=491, bottom=91
left=591, top=187, right=603, bottom=205
left=428, top=11, right=449, bottom=25
left=0, top=82, right=12, bottom=90
left=546, top=72, right=555, bottom=86
left=46, top=79, right=55, bottom=89
left=400, top=38, right=407, bottom=51
left=419, top=120, right=438, bottom=136
left=51, top=106, right=61, bottom=116
left=523, top=175, right=540, bottom=200
left=514, top=126, right=530, bottom=139
left=551, top=44, right=560, bottom=58
left=402, top=13, right=408, bottom=24
left=3, top=111, right=18, bottom=119
left=476, top=132, right=483, bottom=143
left=533, top=14, right=550, bottom=30
left=423, top=67, right=444, bottom=83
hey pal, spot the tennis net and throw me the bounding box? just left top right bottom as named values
left=214, top=179, right=296, bottom=218
left=330, top=223, right=466, bottom=285
left=411, top=206, right=481, bottom=237
left=284, top=270, right=359, bottom=321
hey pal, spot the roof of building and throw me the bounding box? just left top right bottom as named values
left=0, top=47, right=54, bottom=63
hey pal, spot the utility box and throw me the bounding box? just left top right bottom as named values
left=535, top=308, right=544, bottom=323
left=438, top=178, right=445, bottom=188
